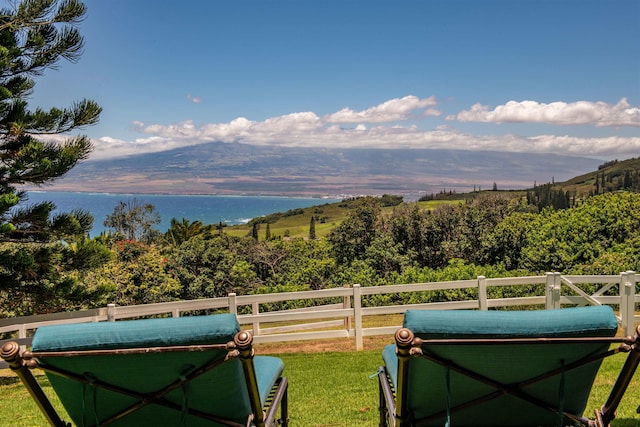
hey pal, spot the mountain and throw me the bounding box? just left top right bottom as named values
left=46, top=141, right=602, bottom=197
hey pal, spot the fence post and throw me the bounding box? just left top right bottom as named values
left=545, top=273, right=553, bottom=309
left=621, top=271, right=636, bottom=336
left=545, top=272, right=561, bottom=309
left=228, top=293, right=237, bottom=316
left=18, top=324, right=26, bottom=353
left=343, top=285, right=352, bottom=331
left=554, top=272, right=562, bottom=309
left=107, top=303, right=116, bottom=322
left=477, top=276, right=487, bottom=310
left=252, top=302, right=260, bottom=336
left=620, top=272, right=628, bottom=331
left=631, top=271, right=639, bottom=332
left=353, top=284, right=363, bottom=351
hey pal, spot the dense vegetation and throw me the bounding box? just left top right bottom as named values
left=2, top=185, right=640, bottom=317
left=0, top=0, right=103, bottom=316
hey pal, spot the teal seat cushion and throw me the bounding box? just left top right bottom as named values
left=403, top=305, right=619, bottom=339
left=382, top=344, right=398, bottom=388
left=386, top=307, right=618, bottom=427
left=31, top=314, right=284, bottom=427
left=255, top=356, right=285, bottom=405
left=32, top=313, right=240, bottom=351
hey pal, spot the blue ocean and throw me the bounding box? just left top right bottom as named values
left=24, top=192, right=340, bottom=236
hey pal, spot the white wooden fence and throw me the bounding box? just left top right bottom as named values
left=1, top=272, right=638, bottom=367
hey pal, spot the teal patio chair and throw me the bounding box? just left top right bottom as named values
left=1, top=313, right=288, bottom=427
left=378, top=306, right=639, bottom=427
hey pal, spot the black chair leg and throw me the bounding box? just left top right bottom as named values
left=378, top=375, right=389, bottom=427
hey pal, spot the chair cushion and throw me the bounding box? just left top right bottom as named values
left=30, top=314, right=284, bottom=426
left=255, top=355, right=286, bottom=405
left=403, top=305, right=619, bottom=339
left=387, top=307, right=619, bottom=427
left=382, top=344, right=398, bottom=388
left=32, top=313, right=240, bottom=351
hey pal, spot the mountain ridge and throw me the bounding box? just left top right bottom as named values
left=46, top=141, right=603, bottom=197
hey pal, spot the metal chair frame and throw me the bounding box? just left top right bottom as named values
left=2, top=331, right=288, bottom=427
left=379, top=326, right=640, bottom=427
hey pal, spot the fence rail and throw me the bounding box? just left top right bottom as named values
left=1, top=272, right=638, bottom=369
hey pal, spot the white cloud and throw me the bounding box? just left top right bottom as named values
left=89, top=135, right=185, bottom=159
left=325, top=95, right=440, bottom=123
left=142, top=120, right=199, bottom=138
left=452, top=98, right=640, bottom=127
left=187, top=95, right=203, bottom=104
left=82, top=95, right=640, bottom=161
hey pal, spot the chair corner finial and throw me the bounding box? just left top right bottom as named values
left=0, top=341, right=21, bottom=367
left=395, top=328, right=415, bottom=347
left=234, top=330, right=255, bottom=353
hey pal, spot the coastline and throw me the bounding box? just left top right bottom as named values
left=22, top=184, right=353, bottom=201
left=25, top=188, right=343, bottom=200
left=22, top=191, right=344, bottom=236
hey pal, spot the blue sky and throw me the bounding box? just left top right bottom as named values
left=31, top=0, right=639, bottom=161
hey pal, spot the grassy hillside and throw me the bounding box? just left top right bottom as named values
left=559, top=157, right=640, bottom=195
left=223, top=157, right=640, bottom=240
left=224, top=198, right=464, bottom=240
left=224, top=200, right=346, bottom=239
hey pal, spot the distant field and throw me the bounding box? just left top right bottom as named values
left=224, top=200, right=351, bottom=239
left=224, top=198, right=466, bottom=240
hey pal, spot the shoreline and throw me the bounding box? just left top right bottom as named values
left=23, top=188, right=350, bottom=201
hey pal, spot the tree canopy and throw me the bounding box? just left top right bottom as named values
left=0, top=0, right=101, bottom=241
left=104, top=198, right=161, bottom=244
left=0, top=0, right=103, bottom=315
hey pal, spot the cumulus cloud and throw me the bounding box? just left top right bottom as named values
left=84, top=95, right=640, bottom=161
left=90, top=135, right=187, bottom=159
left=452, top=98, right=640, bottom=127
left=187, top=95, right=203, bottom=104
left=325, top=95, right=440, bottom=123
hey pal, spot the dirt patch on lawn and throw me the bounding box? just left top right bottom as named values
left=254, top=335, right=392, bottom=354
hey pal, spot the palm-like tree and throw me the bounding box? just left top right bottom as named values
left=165, top=218, right=212, bottom=246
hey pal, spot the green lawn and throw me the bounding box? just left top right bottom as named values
left=1, top=348, right=638, bottom=426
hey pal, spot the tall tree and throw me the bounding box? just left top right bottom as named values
left=327, top=197, right=380, bottom=265
left=623, top=170, right=632, bottom=189
left=0, top=0, right=101, bottom=242
left=104, top=199, right=161, bottom=244
left=309, top=216, right=316, bottom=240
left=0, top=0, right=103, bottom=315
left=251, top=222, right=259, bottom=241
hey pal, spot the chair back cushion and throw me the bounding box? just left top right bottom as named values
left=385, top=306, right=618, bottom=427
left=32, top=314, right=283, bottom=427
